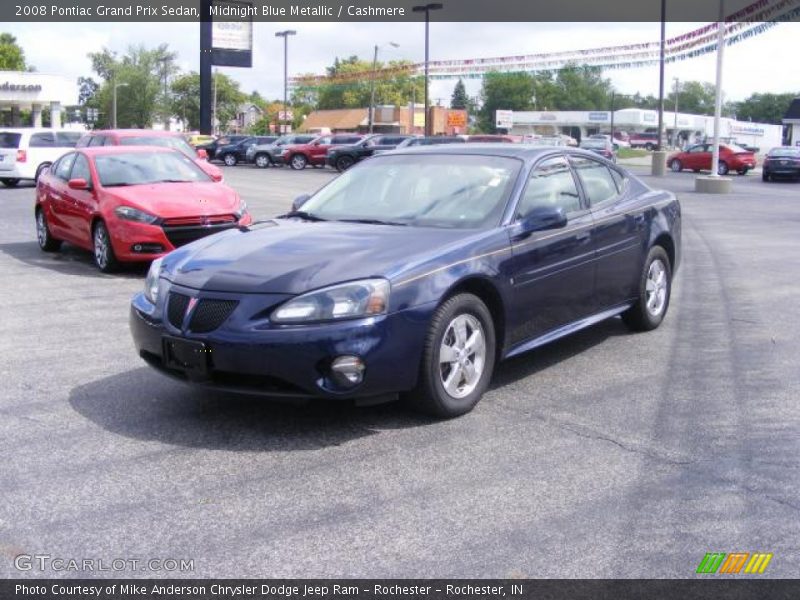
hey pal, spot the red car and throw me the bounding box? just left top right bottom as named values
left=76, top=129, right=224, bottom=181
left=280, top=133, right=363, bottom=170
left=668, top=143, right=757, bottom=176
left=35, top=146, right=250, bottom=272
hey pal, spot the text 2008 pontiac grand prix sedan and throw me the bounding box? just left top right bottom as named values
left=130, top=146, right=680, bottom=417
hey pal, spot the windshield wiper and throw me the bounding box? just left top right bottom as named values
left=103, top=182, right=135, bottom=187
left=337, top=218, right=407, bottom=226
left=278, top=210, right=327, bottom=222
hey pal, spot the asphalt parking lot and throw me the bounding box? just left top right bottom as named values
left=1, top=163, right=799, bottom=578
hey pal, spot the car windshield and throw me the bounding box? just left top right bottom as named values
left=119, top=135, right=196, bottom=159
left=95, top=151, right=211, bottom=187
left=297, top=154, right=521, bottom=229
left=725, top=144, right=749, bottom=153
left=769, top=147, right=800, bottom=157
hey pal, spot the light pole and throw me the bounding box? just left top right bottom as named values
left=112, top=82, right=128, bottom=128
left=369, top=42, right=399, bottom=134
left=159, top=57, right=170, bottom=130
left=275, top=30, right=297, bottom=135
left=710, top=1, right=726, bottom=178
left=673, top=77, right=680, bottom=148
left=412, top=3, right=443, bottom=137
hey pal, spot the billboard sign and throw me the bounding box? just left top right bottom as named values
left=495, top=110, right=513, bottom=129
left=211, top=1, right=253, bottom=68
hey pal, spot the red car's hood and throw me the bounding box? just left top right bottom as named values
left=105, top=181, right=239, bottom=218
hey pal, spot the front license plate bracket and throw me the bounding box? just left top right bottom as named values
left=162, top=336, right=210, bottom=380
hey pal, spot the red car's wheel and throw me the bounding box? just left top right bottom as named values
left=670, top=159, right=682, bottom=172
left=93, top=221, right=119, bottom=273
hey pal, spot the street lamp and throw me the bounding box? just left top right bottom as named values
left=369, top=42, right=399, bottom=134
left=275, top=30, right=297, bottom=135
left=112, top=82, right=128, bottom=128
left=412, top=2, right=443, bottom=136
left=159, top=57, right=170, bottom=130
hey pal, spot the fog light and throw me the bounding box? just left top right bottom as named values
left=330, top=355, right=365, bottom=387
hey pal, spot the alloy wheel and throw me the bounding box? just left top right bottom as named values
left=93, top=224, right=110, bottom=270
left=645, top=258, right=668, bottom=317
left=438, top=314, right=486, bottom=399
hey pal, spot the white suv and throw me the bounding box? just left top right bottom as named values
left=0, top=129, right=83, bottom=187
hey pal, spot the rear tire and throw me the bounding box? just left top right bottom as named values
left=670, top=159, right=682, bottom=172
left=289, top=154, right=307, bottom=170
left=92, top=220, right=119, bottom=273
left=717, top=161, right=729, bottom=176
left=645, top=143, right=654, bottom=151
left=407, top=293, right=496, bottom=418
left=222, top=153, right=237, bottom=167
left=254, top=153, right=272, bottom=168
left=1, top=178, right=20, bottom=187
left=622, top=246, right=672, bottom=332
left=36, top=208, right=62, bottom=252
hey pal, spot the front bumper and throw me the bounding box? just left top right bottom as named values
left=130, top=287, right=433, bottom=400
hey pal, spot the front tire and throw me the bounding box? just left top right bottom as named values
left=289, top=154, right=307, bottom=170
left=762, top=171, right=770, bottom=182
left=1, top=178, right=20, bottom=187
left=622, top=246, right=672, bottom=332
left=92, top=220, right=119, bottom=273
left=222, top=153, right=237, bottom=167
left=336, top=155, right=355, bottom=172
left=254, top=153, right=272, bottom=168
left=408, top=293, right=496, bottom=418
left=36, top=208, right=62, bottom=252
left=670, top=159, right=682, bottom=172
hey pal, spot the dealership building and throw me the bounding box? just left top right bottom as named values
left=500, top=108, right=784, bottom=151
left=0, top=72, right=77, bottom=129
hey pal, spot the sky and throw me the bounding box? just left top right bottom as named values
left=9, top=20, right=800, bottom=106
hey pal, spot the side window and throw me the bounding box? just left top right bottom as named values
left=517, top=156, right=582, bottom=219
left=316, top=136, right=332, bottom=145
left=29, top=132, right=56, bottom=148
left=54, top=153, right=76, bottom=180
left=103, top=137, right=117, bottom=146
left=609, top=168, right=625, bottom=193
left=70, top=154, right=91, bottom=185
left=87, top=136, right=103, bottom=147
left=572, top=157, right=619, bottom=207
left=56, top=132, right=82, bottom=147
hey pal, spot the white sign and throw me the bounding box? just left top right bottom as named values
left=278, top=110, right=294, bottom=121
left=212, top=19, right=252, bottom=52
left=496, top=110, right=513, bottom=129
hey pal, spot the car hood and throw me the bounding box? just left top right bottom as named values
left=106, top=182, right=239, bottom=218
left=164, top=220, right=472, bottom=294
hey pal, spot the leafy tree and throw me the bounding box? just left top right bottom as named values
left=169, top=71, right=245, bottom=132
left=550, top=65, right=614, bottom=110
left=478, top=71, right=535, bottom=132
left=313, top=56, right=424, bottom=110
left=667, top=81, right=717, bottom=116
left=0, top=33, right=28, bottom=71
left=87, top=44, right=177, bottom=128
left=450, top=79, right=468, bottom=110
left=730, top=92, right=799, bottom=124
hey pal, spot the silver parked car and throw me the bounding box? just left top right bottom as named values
left=246, top=134, right=317, bottom=168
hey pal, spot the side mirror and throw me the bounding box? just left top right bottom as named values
left=291, top=194, right=311, bottom=211
left=196, top=148, right=208, bottom=160
left=68, top=178, right=89, bottom=190
left=518, top=205, right=567, bottom=235
left=210, top=171, right=223, bottom=182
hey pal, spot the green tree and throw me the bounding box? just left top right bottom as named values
left=313, top=56, right=424, bottom=110
left=478, top=71, right=535, bottom=132
left=450, top=79, right=468, bottom=110
left=169, top=71, right=245, bottom=132
left=550, top=65, right=613, bottom=110
left=730, top=92, right=798, bottom=124
left=668, top=81, right=717, bottom=116
left=87, top=44, right=177, bottom=128
left=0, top=33, right=27, bottom=71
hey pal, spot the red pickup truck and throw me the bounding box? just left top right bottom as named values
left=628, top=132, right=665, bottom=151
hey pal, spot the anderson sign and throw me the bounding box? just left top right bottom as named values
left=0, top=82, right=42, bottom=92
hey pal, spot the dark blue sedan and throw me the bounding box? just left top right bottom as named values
left=130, top=146, right=681, bottom=417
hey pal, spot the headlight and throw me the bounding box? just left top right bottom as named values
left=115, top=206, right=158, bottom=224
left=271, top=279, right=390, bottom=324
left=235, top=197, right=247, bottom=218
left=144, top=257, right=163, bottom=304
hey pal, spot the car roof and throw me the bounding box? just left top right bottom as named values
left=86, top=129, right=183, bottom=138
left=75, top=145, right=179, bottom=156
left=385, top=144, right=606, bottom=162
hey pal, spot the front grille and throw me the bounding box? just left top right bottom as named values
left=162, top=218, right=238, bottom=248
left=167, top=292, right=190, bottom=329
left=162, top=214, right=237, bottom=227
left=188, top=299, right=238, bottom=333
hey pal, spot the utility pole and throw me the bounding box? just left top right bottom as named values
left=199, top=0, right=212, bottom=134
left=212, top=68, right=218, bottom=135
left=369, top=42, right=399, bottom=134
left=275, top=30, right=297, bottom=135
left=711, top=0, right=726, bottom=178
left=673, top=77, right=680, bottom=148
left=610, top=92, right=616, bottom=141
left=412, top=3, right=443, bottom=137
